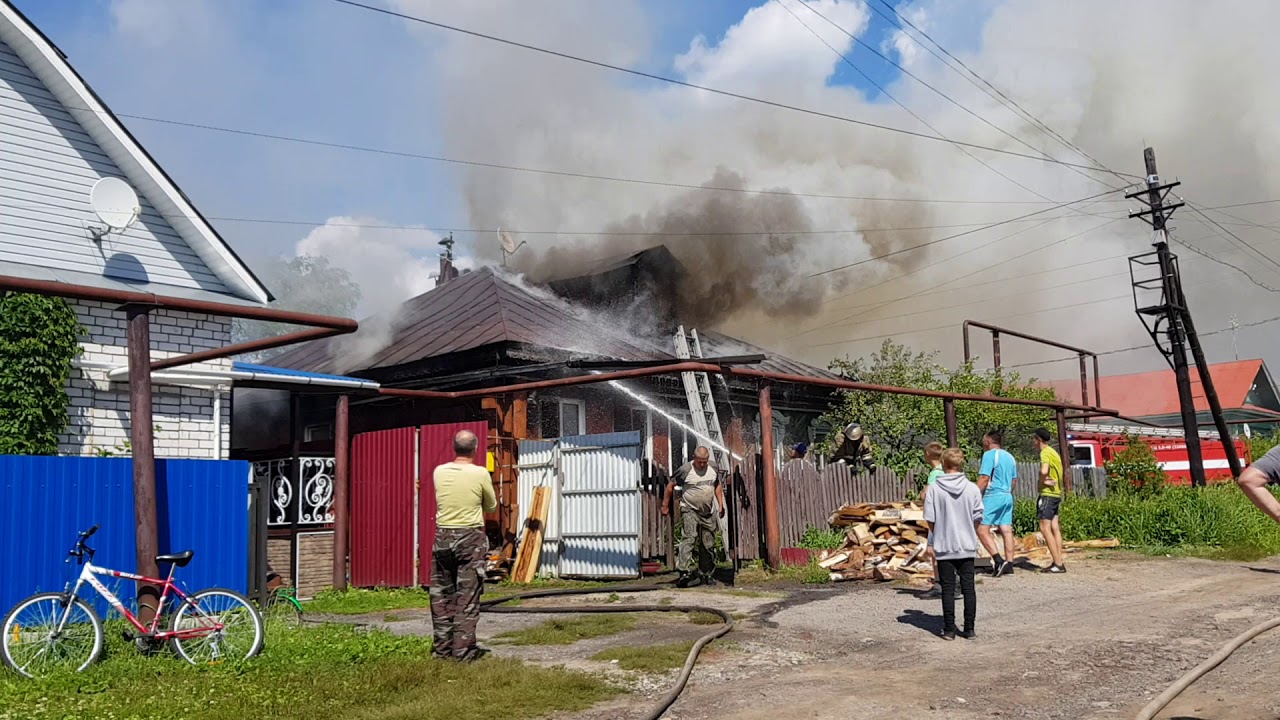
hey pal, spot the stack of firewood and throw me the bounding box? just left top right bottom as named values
left=821, top=502, right=934, bottom=583
left=820, top=501, right=1121, bottom=583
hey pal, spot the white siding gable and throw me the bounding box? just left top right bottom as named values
left=0, top=37, right=231, bottom=295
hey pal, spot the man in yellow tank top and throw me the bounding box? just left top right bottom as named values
left=430, top=429, right=497, bottom=661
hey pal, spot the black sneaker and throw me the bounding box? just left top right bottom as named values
left=1044, top=564, right=1066, bottom=574
left=921, top=584, right=942, bottom=599
left=675, top=573, right=692, bottom=588
left=990, top=556, right=1005, bottom=576
left=995, top=561, right=1013, bottom=577
left=940, top=628, right=957, bottom=641
left=959, top=628, right=976, bottom=640
left=701, top=575, right=718, bottom=587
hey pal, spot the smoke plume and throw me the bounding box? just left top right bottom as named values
left=380, top=0, right=1280, bottom=374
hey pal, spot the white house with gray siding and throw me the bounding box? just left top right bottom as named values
left=0, top=1, right=273, bottom=458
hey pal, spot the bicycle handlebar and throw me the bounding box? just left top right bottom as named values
left=67, top=525, right=99, bottom=564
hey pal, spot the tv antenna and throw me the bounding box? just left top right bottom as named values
left=497, top=228, right=525, bottom=266
left=87, top=177, right=140, bottom=241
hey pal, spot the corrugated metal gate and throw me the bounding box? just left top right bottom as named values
left=517, top=431, right=643, bottom=579
left=350, top=422, right=487, bottom=588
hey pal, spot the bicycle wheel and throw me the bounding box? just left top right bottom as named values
left=170, top=588, right=263, bottom=665
left=263, top=590, right=303, bottom=630
left=1, top=592, right=103, bottom=679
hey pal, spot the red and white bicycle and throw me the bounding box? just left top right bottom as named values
left=1, top=526, right=263, bottom=678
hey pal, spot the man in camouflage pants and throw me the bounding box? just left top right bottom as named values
left=429, top=430, right=497, bottom=662
left=663, top=446, right=726, bottom=588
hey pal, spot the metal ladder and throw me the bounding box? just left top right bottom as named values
left=1066, top=422, right=1221, bottom=441
left=673, top=326, right=727, bottom=470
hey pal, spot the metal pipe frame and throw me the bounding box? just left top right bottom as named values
left=0, top=275, right=358, bottom=372
left=963, top=319, right=1102, bottom=407
left=380, top=362, right=1120, bottom=416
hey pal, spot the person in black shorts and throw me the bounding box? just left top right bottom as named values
left=1238, top=444, right=1280, bottom=522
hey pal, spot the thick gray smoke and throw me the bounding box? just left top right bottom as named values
left=385, top=0, right=1280, bottom=374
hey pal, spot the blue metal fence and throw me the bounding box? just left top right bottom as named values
left=0, top=456, right=250, bottom=617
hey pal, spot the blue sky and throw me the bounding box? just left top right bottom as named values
left=9, top=0, right=984, bottom=266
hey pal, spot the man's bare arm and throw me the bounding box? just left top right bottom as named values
left=1239, top=467, right=1280, bottom=523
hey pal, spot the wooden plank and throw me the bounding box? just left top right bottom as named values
left=513, top=486, right=550, bottom=583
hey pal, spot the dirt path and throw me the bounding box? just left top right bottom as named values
left=320, top=555, right=1280, bottom=719
left=569, top=554, right=1280, bottom=720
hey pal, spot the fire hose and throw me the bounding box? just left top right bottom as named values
left=1135, top=615, right=1280, bottom=720
left=480, top=584, right=733, bottom=720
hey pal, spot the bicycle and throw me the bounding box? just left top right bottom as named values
left=261, top=582, right=304, bottom=630
left=0, top=526, right=264, bottom=679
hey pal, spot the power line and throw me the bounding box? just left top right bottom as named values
left=796, top=216, right=1127, bottom=337
left=1006, top=312, right=1280, bottom=371
left=328, top=0, right=1143, bottom=178
left=6, top=194, right=1113, bottom=238
left=10, top=94, right=1127, bottom=208
left=867, top=0, right=1125, bottom=185
left=777, top=0, right=1116, bottom=242
left=808, top=188, right=1118, bottom=277
left=795, top=0, right=1120, bottom=193
left=807, top=270, right=1223, bottom=350
left=1171, top=236, right=1280, bottom=293
left=1180, top=199, right=1280, bottom=274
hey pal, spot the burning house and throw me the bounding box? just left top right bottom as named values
left=232, top=246, right=842, bottom=587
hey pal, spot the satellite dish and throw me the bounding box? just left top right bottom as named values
left=89, top=177, right=140, bottom=236
left=496, top=228, right=526, bottom=265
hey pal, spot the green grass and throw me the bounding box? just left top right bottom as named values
left=304, top=578, right=611, bottom=616
left=304, top=587, right=431, bottom=615
left=737, top=560, right=832, bottom=586
left=0, top=622, right=615, bottom=720
left=591, top=642, right=693, bottom=673
left=687, top=611, right=723, bottom=625
left=1013, top=484, right=1280, bottom=559
left=494, top=615, right=636, bottom=646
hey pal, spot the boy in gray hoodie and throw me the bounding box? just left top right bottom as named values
left=923, top=448, right=984, bottom=640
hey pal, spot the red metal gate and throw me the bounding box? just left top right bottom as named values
left=350, top=422, right=487, bottom=588
left=350, top=427, right=416, bottom=588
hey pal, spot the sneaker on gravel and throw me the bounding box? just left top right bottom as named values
left=995, top=561, right=1014, bottom=577
left=1044, top=564, right=1066, bottom=574
left=959, top=629, right=977, bottom=640
left=940, top=628, right=957, bottom=641
left=921, top=585, right=943, bottom=599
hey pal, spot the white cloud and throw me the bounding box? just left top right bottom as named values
left=293, top=217, right=447, bottom=317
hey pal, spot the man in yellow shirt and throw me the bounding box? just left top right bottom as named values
left=1033, top=428, right=1066, bottom=574
left=430, top=429, right=497, bottom=661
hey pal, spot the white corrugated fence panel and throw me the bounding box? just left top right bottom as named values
left=558, top=431, right=643, bottom=578
left=517, top=439, right=560, bottom=577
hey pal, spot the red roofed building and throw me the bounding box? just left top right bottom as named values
left=1046, top=359, right=1280, bottom=431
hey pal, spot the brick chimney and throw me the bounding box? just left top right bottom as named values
left=436, top=234, right=459, bottom=287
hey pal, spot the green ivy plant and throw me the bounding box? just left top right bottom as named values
left=0, top=292, right=83, bottom=455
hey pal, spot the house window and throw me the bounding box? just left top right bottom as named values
left=560, top=399, right=584, bottom=437
left=533, top=397, right=585, bottom=439
left=304, top=424, right=333, bottom=442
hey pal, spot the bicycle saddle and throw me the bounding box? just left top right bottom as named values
left=156, top=550, right=194, bottom=567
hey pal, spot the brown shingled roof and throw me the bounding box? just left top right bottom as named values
left=267, top=267, right=670, bottom=375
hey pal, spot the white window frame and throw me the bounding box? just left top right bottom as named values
left=558, top=398, right=586, bottom=438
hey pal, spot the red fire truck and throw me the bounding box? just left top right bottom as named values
left=1066, top=423, right=1249, bottom=485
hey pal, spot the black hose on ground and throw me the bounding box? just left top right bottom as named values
left=480, top=584, right=733, bottom=720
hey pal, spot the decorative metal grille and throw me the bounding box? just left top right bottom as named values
left=252, top=457, right=335, bottom=527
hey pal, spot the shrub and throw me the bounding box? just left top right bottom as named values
left=1104, top=435, right=1165, bottom=497
left=798, top=525, right=846, bottom=550
left=1018, top=485, right=1280, bottom=557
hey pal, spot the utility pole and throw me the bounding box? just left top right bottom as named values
left=1127, top=148, right=1242, bottom=485
left=1230, top=316, right=1240, bottom=361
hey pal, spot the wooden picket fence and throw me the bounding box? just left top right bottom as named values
left=639, top=457, right=1107, bottom=565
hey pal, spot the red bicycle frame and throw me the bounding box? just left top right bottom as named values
left=72, top=561, right=222, bottom=640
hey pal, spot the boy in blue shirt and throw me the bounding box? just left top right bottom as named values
left=977, top=430, right=1018, bottom=577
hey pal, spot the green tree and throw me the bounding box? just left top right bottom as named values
left=0, top=293, right=82, bottom=455
left=232, top=255, right=361, bottom=361
left=817, top=340, right=1056, bottom=474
